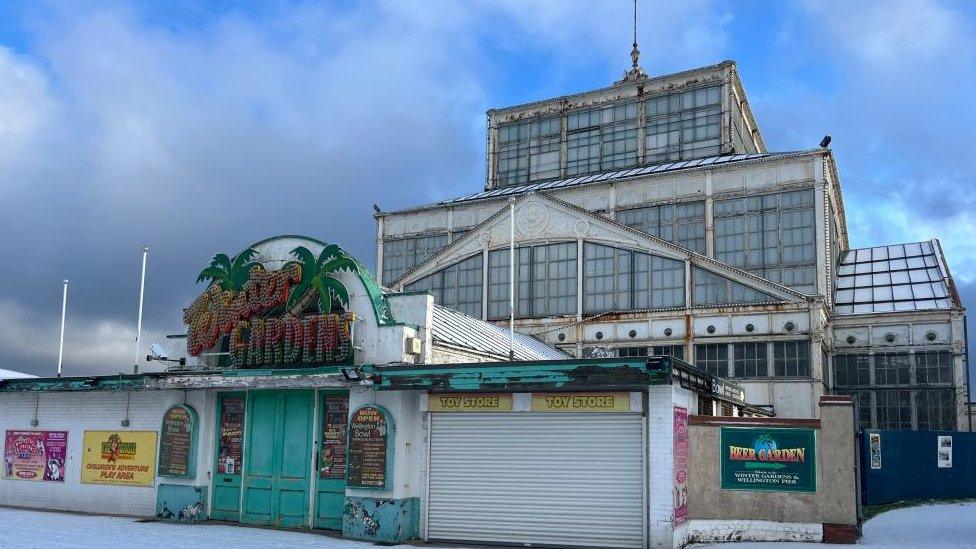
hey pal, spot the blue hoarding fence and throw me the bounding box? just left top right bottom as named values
left=860, top=429, right=976, bottom=506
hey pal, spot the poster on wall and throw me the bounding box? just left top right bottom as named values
left=217, top=397, right=244, bottom=475
left=937, top=436, right=952, bottom=468
left=320, top=396, right=349, bottom=479
left=869, top=433, right=882, bottom=470
left=3, top=430, right=68, bottom=482
left=158, top=405, right=197, bottom=478
left=81, top=431, right=157, bottom=487
left=672, top=407, right=689, bottom=526
left=720, top=427, right=816, bottom=493
left=347, top=405, right=390, bottom=489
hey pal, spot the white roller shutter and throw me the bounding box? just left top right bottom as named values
left=428, top=412, right=644, bottom=549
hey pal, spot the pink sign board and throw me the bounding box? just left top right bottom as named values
left=673, top=407, right=689, bottom=526
left=3, top=430, right=68, bottom=482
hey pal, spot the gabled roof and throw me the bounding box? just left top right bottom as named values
left=834, top=239, right=961, bottom=315
left=431, top=305, right=569, bottom=361
left=395, top=191, right=811, bottom=305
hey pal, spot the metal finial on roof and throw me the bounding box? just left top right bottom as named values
left=619, top=0, right=646, bottom=83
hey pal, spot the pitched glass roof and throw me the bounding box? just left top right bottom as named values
left=440, top=153, right=781, bottom=206
left=834, top=241, right=953, bottom=315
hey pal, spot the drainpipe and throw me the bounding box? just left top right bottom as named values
left=965, top=314, right=972, bottom=432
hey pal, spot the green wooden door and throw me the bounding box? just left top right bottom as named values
left=241, top=390, right=314, bottom=527
left=211, top=393, right=246, bottom=521
left=313, top=392, right=348, bottom=530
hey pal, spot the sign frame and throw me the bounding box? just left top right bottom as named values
left=428, top=393, right=513, bottom=412
left=3, top=430, right=69, bottom=482
left=81, top=430, right=158, bottom=487
left=158, top=404, right=199, bottom=479
left=345, top=404, right=394, bottom=491
left=720, top=427, right=817, bottom=493
left=531, top=392, right=631, bottom=412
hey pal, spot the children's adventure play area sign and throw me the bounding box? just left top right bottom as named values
left=720, top=427, right=816, bottom=493
left=3, top=430, right=68, bottom=482
left=81, top=431, right=158, bottom=486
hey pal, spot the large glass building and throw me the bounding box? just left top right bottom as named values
left=374, top=60, right=969, bottom=428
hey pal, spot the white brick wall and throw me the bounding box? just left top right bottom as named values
left=0, top=390, right=212, bottom=517
left=647, top=385, right=674, bottom=548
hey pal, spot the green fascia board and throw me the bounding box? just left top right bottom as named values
left=365, top=357, right=672, bottom=391
left=0, top=373, right=148, bottom=393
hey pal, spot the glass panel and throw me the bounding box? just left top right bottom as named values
left=773, top=341, right=810, bottom=378
left=692, top=267, right=779, bottom=306
left=383, top=234, right=449, bottom=283
left=695, top=344, right=728, bottom=377
left=733, top=342, right=768, bottom=378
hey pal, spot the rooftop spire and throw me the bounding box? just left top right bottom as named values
left=620, top=0, right=646, bottom=83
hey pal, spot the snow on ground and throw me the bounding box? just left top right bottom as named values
left=690, top=500, right=976, bottom=548
left=2, top=501, right=974, bottom=548
left=0, top=507, right=439, bottom=549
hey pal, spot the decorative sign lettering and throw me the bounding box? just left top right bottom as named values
left=217, top=396, right=244, bottom=475
left=185, top=246, right=355, bottom=368
left=429, top=393, right=513, bottom=412
left=347, top=405, right=391, bottom=489
left=158, top=405, right=197, bottom=478
left=321, top=396, right=349, bottom=479
left=531, top=392, right=630, bottom=412
left=937, top=436, right=953, bottom=468
left=721, top=427, right=816, bottom=493
left=81, top=431, right=157, bottom=486
left=3, top=430, right=68, bottom=482
left=869, top=433, right=882, bottom=470
left=673, top=407, right=689, bottom=526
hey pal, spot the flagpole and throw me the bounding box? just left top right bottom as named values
left=57, top=279, right=68, bottom=377
left=509, top=198, right=515, bottom=361
left=133, top=246, right=148, bottom=374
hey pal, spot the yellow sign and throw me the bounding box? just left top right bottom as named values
left=429, top=393, right=512, bottom=412
left=81, top=431, right=158, bottom=487
left=532, top=392, right=631, bottom=412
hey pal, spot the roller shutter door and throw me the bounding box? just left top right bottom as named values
left=428, top=412, right=644, bottom=548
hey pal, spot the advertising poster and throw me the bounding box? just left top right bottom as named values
left=3, top=430, right=68, bottom=482
left=158, top=405, right=196, bottom=478
left=217, top=397, right=244, bottom=475
left=347, top=406, right=389, bottom=488
left=869, top=433, right=882, bottom=470
left=720, top=427, right=816, bottom=493
left=320, top=396, right=349, bottom=479
left=672, top=407, right=689, bottom=526
left=81, top=431, right=157, bottom=487
left=937, top=436, right=953, bottom=468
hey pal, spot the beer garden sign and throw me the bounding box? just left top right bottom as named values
left=184, top=242, right=393, bottom=368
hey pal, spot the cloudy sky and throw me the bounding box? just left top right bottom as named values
left=0, top=0, right=974, bottom=379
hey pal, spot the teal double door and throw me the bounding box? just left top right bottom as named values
left=212, top=390, right=347, bottom=530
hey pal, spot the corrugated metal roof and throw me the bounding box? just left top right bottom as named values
left=439, top=153, right=779, bottom=206
left=431, top=305, right=569, bottom=361
left=834, top=240, right=954, bottom=315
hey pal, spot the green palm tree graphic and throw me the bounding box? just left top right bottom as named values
left=195, top=249, right=262, bottom=292
left=285, top=245, right=355, bottom=315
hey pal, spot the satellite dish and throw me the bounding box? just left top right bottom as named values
left=150, top=343, right=167, bottom=359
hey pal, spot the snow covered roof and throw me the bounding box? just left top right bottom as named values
left=431, top=304, right=569, bottom=361
left=0, top=368, right=37, bottom=380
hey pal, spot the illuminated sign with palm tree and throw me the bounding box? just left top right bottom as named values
left=184, top=243, right=364, bottom=368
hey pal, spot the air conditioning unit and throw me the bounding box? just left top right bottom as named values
left=405, top=337, right=423, bottom=355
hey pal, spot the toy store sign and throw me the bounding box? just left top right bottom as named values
left=3, top=430, right=68, bottom=482
left=720, top=427, right=816, bottom=493
left=184, top=263, right=352, bottom=368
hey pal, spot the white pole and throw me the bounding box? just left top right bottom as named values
left=509, top=198, right=515, bottom=360
left=133, top=246, right=148, bottom=374
left=57, top=279, right=68, bottom=377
